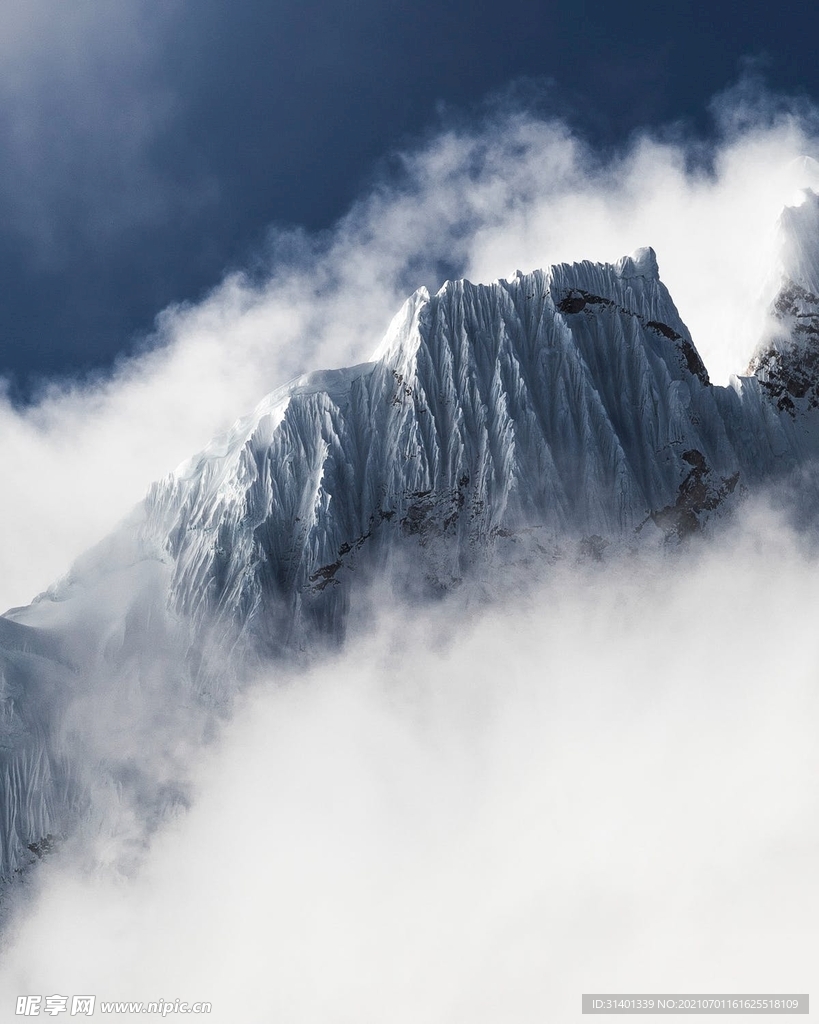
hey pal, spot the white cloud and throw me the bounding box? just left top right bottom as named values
left=2, top=81, right=819, bottom=1021
left=0, top=505, right=817, bottom=1021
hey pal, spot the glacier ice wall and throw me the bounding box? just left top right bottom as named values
left=3, top=240, right=819, bottom=883
left=135, top=246, right=813, bottom=650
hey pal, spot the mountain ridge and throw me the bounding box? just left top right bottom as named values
left=3, top=217, right=819, bottom=883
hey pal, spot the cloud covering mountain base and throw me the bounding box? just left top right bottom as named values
left=1, top=503, right=817, bottom=1022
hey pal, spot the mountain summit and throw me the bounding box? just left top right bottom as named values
left=133, top=240, right=819, bottom=652
left=3, top=230, right=819, bottom=882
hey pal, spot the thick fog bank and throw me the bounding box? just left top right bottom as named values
left=1, top=503, right=816, bottom=1022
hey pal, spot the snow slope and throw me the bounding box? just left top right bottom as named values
left=136, top=246, right=793, bottom=652
left=3, top=222, right=819, bottom=881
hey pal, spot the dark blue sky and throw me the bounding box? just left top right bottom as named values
left=1, top=0, right=816, bottom=395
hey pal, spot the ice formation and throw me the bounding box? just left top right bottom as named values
left=4, top=197, right=819, bottom=882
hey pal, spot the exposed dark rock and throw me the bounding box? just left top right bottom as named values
left=647, top=450, right=740, bottom=540
left=26, top=834, right=58, bottom=860
left=557, top=290, right=616, bottom=314
left=645, top=320, right=682, bottom=341
left=749, top=280, right=819, bottom=414
left=679, top=339, right=711, bottom=386
left=308, top=560, right=342, bottom=591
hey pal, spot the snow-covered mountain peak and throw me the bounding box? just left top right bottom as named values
left=614, top=245, right=659, bottom=279
left=129, top=247, right=756, bottom=654
left=6, top=242, right=819, bottom=882
left=747, top=189, right=819, bottom=412
left=369, top=285, right=430, bottom=371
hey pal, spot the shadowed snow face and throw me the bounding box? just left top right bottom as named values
left=0, top=503, right=817, bottom=1021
